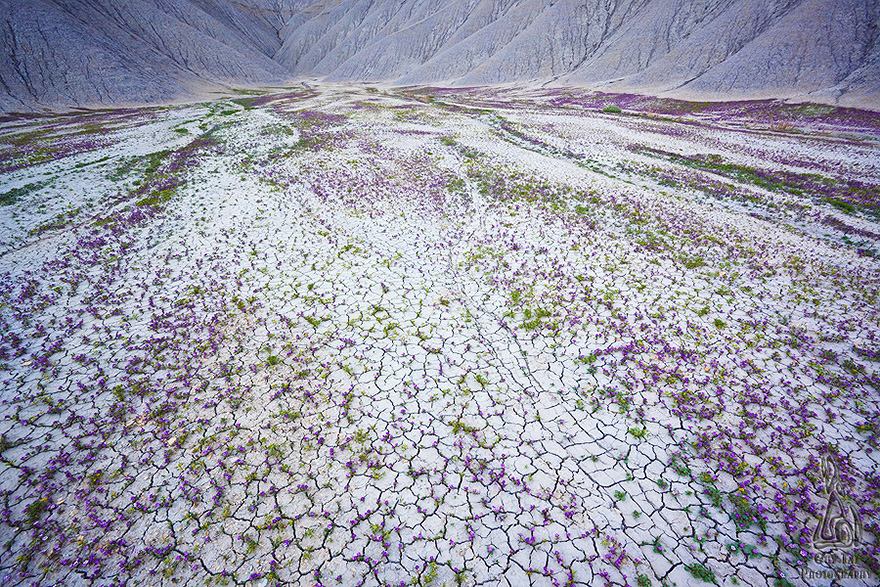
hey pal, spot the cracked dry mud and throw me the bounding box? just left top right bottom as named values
left=0, top=86, right=879, bottom=587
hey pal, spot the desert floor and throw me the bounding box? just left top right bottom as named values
left=1, top=85, right=879, bottom=587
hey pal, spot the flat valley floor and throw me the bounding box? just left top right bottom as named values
left=1, top=86, right=880, bottom=587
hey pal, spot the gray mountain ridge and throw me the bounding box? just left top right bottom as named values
left=2, top=0, right=879, bottom=112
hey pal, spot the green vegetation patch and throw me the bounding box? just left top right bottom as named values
left=0, top=182, right=45, bottom=206
left=686, top=563, right=715, bottom=583
left=633, top=146, right=880, bottom=215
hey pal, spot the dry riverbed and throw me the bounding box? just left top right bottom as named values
left=1, top=85, right=879, bottom=587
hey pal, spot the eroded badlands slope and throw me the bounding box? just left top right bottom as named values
left=2, top=0, right=879, bottom=110
left=0, top=86, right=879, bottom=586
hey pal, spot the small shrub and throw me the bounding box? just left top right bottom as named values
left=704, top=485, right=723, bottom=508
left=686, top=563, right=715, bottom=583
left=451, top=419, right=477, bottom=435
left=682, top=256, right=706, bottom=269
left=267, top=355, right=281, bottom=366
left=454, top=569, right=468, bottom=586
left=136, top=188, right=174, bottom=207
left=842, top=359, right=865, bottom=374
left=576, top=352, right=598, bottom=364
left=25, top=498, right=48, bottom=524
left=1, top=182, right=43, bottom=206
left=422, top=562, right=438, bottom=584
left=603, top=104, right=622, bottom=114
left=824, top=197, right=856, bottom=214
left=87, top=469, right=106, bottom=488
left=770, top=120, right=798, bottom=133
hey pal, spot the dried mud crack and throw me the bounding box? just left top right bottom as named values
left=0, top=86, right=879, bottom=587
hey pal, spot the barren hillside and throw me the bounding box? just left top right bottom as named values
left=2, top=0, right=879, bottom=111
